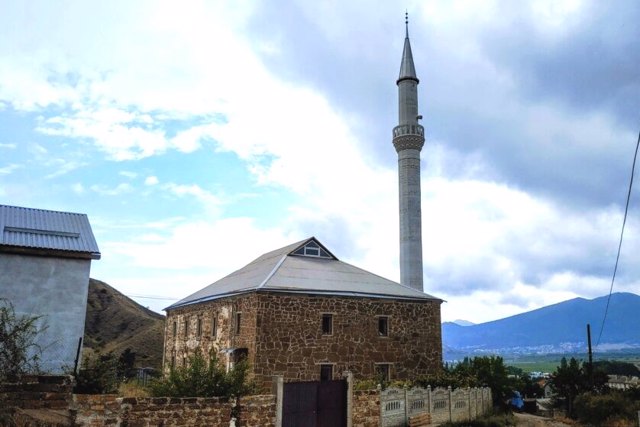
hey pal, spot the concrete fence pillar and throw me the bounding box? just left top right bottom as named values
left=273, top=375, right=283, bottom=427
left=343, top=371, right=353, bottom=427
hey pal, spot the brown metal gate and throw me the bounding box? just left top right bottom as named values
left=283, top=380, right=347, bottom=427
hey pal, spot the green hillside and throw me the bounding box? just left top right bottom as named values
left=83, top=278, right=165, bottom=369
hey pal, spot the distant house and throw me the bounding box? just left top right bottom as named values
left=163, top=237, right=442, bottom=390
left=608, top=375, right=640, bottom=390
left=0, top=204, right=100, bottom=373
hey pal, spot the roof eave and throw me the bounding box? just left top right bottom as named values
left=165, top=287, right=441, bottom=312
left=0, top=245, right=101, bottom=260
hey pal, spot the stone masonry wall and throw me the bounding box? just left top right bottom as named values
left=164, top=294, right=259, bottom=375
left=165, top=292, right=442, bottom=392
left=254, top=293, right=442, bottom=388
left=352, top=390, right=381, bottom=427
left=0, top=375, right=73, bottom=410
left=1, top=376, right=274, bottom=427
left=73, top=394, right=276, bottom=427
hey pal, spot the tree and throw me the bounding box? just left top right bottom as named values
left=469, top=356, right=512, bottom=407
left=549, top=357, right=607, bottom=417
left=417, top=356, right=514, bottom=408
left=550, top=357, right=584, bottom=415
left=0, top=299, right=45, bottom=381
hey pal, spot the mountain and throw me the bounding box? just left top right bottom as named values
left=442, top=292, right=640, bottom=357
left=83, top=278, right=165, bottom=369
left=452, top=319, right=475, bottom=326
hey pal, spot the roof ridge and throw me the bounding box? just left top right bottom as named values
left=337, top=258, right=440, bottom=300
left=0, top=204, right=89, bottom=217
left=257, top=254, right=288, bottom=289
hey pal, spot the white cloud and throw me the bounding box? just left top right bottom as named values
left=71, top=183, right=85, bottom=195
left=90, top=183, right=134, bottom=196
left=37, top=109, right=169, bottom=161
left=145, top=176, right=159, bottom=186
left=0, top=164, right=20, bottom=175
left=119, top=171, right=137, bottom=179
left=0, top=143, right=16, bottom=149
left=162, top=183, right=223, bottom=213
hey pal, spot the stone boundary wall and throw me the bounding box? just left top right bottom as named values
left=352, top=390, right=380, bottom=427
left=0, top=375, right=74, bottom=410
left=1, top=376, right=275, bottom=427
left=0, top=375, right=74, bottom=426
left=73, top=394, right=276, bottom=427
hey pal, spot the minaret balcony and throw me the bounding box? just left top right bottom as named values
left=393, top=124, right=424, bottom=138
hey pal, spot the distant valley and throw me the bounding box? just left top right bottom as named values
left=442, top=292, right=640, bottom=361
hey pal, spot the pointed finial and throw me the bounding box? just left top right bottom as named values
left=405, top=11, right=409, bottom=37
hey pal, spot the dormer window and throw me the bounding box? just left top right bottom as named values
left=292, top=240, right=332, bottom=258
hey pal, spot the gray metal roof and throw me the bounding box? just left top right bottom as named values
left=0, top=204, right=101, bottom=259
left=167, top=237, right=440, bottom=310
left=398, top=25, right=418, bottom=83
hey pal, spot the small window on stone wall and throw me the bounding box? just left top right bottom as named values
left=375, top=363, right=391, bottom=382
left=184, top=317, right=189, bottom=337
left=196, top=317, right=202, bottom=338
left=321, top=313, right=333, bottom=335
left=212, top=315, right=217, bottom=338
left=170, top=351, right=176, bottom=370
left=320, top=364, right=333, bottom=381
left=172, top=321, right=177, bottom=337
left=378, top=316, right=389, bottom=336
left=235, top=312, right=242, bottom=335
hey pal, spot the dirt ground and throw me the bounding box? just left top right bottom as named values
left=514, top=413, right=576, bottom=427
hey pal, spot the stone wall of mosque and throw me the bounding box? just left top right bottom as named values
left=164, top=292, right=442, bottom=391
left=253, top=293, right=442, bottom=388
left=163, top=293, right=259, bottom=374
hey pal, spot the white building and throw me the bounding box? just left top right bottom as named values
left=0, top=204, right=100, bottom=373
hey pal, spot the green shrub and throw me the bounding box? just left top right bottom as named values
left=574, top=391, right=640, bottom=426
left=149, top=350, right=255, bottom=398
left=0, top=299, right=45, bottom=381
left=74, top=352, right=120, bottom=394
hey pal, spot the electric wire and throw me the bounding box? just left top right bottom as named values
left=596, top=130, right=640, bottom=347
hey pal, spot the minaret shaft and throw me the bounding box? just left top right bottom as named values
left=397, top=149, right=423, bottom=290
left=393, top=22, right=424, bottom=292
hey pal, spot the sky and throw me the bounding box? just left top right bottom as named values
left=1, top=0, right=639, bottom=324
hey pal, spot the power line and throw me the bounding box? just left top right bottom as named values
left=126, top=294, right=178, bottom=301
left=596, top=130, right=640, bottom=347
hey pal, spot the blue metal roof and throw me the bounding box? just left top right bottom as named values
left=0, top=204, right=101, bottom=259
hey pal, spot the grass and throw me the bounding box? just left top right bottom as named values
left=118, top=380, right=151, bottom=398
left=506, top=353, right=640, bottom=374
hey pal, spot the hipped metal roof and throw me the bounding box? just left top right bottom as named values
left=167, top=237, right=440, bottom=310
left=0, top=204, right=101, bottom=259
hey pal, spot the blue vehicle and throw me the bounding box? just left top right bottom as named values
left=508, top=391, right=524, bottom=410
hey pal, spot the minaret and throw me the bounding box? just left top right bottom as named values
left=393, top=13, right=425, bottom=292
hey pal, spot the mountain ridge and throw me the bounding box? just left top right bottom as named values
left=442, top=292, right=640, bottom=358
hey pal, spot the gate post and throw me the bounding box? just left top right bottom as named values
left=344, top=371, right=353, bottom=427
left=273, top=375, right=284, bottom=427
left=404, top=388, right=408, bottom=425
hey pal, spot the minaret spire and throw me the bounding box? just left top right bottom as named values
left=393, top=13, right=425, bottom=292
left=405, top=11, right=409, bottom=37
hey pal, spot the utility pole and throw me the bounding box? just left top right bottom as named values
left=587, top=324, right=594, bottom=388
